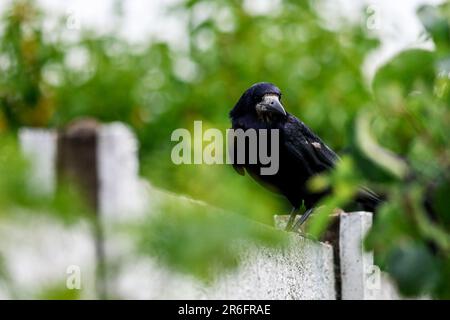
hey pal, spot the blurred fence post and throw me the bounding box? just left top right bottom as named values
left=57, top=119, right=100, bottom=210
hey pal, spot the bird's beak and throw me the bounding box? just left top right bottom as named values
left=261, top=94, right=286, bottom=116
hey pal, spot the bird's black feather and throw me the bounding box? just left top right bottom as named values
left=282, top=115, right=339, bottom=173
left=230, top=82, right=382, bottom=212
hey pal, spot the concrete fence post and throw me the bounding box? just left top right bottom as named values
left=339, top=212, right=407, bottom=300
left=11, top=124, right=406, bottom=300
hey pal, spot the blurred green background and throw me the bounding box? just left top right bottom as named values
left=0, top=0, right=449, bottom=299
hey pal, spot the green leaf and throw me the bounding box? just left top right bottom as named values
left=354, top=112, right=409, bottom=181
left=386, top=242, right=440, bottom=297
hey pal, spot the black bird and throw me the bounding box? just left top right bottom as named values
left=229, top=82, right=381, bottom=230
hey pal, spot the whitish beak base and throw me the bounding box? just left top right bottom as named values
left=260, top=94, right=286, bottom=116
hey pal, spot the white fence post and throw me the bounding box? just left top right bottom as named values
left=19, top=128, right=57, bottom=195
left=9, top=124, right=409, bottom=300
left=339, top=211, right=376, bottom=299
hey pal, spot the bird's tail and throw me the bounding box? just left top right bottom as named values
left=355, top=186, right=384, bottom=213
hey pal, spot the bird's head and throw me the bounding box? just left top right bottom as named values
left=230, top=82, right=287, bottom=123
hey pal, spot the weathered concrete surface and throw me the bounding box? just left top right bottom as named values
left=208, top=236, right=335, bottom=300
left=111, top=229, right=335, bottom=300
left=275, top=212, right=408, bottom=300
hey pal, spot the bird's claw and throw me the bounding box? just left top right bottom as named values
left=291, top=207, right=315, bottom=232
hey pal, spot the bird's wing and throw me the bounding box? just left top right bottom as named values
left=282, top=115, right=339, bottom=174
left=283, top=115, right=382, bottom=208
left=356, top=186, right=383, bottom=211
